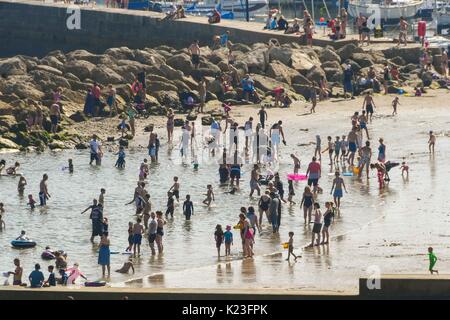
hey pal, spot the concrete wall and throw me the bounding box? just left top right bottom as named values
left=0, top=1, right=356, bottom=58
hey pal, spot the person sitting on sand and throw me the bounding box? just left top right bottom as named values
left=116, top=258, right=135, bottom=274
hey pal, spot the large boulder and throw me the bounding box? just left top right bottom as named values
left=382, top=47, right=423, bottom=64
left=134, top=49, right=165, bottom=66
left=0, top=137, right=19, bottom=149
left=251, top=74, right=286, bottom=92
left=306, top=65, right=326, bottom=83
left=64, top=60, right=96, bottom=81
left=91, top=65, right=124, bottom=85
left=389, top=56, right=406, bottom=66
left=337, top=43, right=364, bottom=61
left=66, top=50, right=103, bottom=64
left=159, top=64, right=184, bottom=80
left=34, top=64, right=63, bottom=76
left=291, top=50, right=320, bottom=74
left=3, top=81, right=44, bottom=100
left=104, top=47, right=136, bottom=61
left=421, top=71, right=433, bottom=87
left=166, top=53, right=194, bottom=75
left=242, top=48, right=268, bottom=73
left=268, top=46, right=293, bottom=65
left=324, top=67, right=343, bottom=83
left=231, top=43, right=252, bottom=53
left=291, top=73, right=311, bottom=86
left=153, top=90, right=180, bottom=109
left=0, top=115, right=16, bottom=128
left=40, top=56, right=65, bottom=71
left=343, top=59, right=362, bottom=73
left=0, top=57, right=27, bottom=76
left=321, top=61, right=341, bottom=70
left=266, top=61, right=301, bottom=85
left=147, top=81, right=178, bottom=93
left=29, top=70, right=72, bottom=90
left=207, top=79, right=224, bottom=96
left=319, top=48, right=341, bottom=64
left=351, top=53, right=374, bottom=68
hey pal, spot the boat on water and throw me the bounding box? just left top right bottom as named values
left=128, top=0, right=268, bottom=18
left=348, top=0, right=424, bottom=21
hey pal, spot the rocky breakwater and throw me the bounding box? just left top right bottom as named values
left=0, top=42, right=445, bottom=151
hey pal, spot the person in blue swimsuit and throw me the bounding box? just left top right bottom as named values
left=183, top=195, right=194, bottom=220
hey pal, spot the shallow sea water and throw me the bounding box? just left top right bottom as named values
left=1, top=98, right=449, bottom=291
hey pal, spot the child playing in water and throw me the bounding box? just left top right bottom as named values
left=17, top=176, right=27, bottom=195
left=287, top=180, right=296, bottom=205
left=290, top=154, right=301, bottom=174
left=16, top=230, right=29, bottom=240
left=166, top=192, right=175, bottom=218
left=224, top=225, right=233, bottom=256
left=169, top=176, right=180, bottom=202
left=68, top=159, right=73, bottom=173
left=203, top=184, right=215, bottom=206
left=340, top=135, right=348, bottom=162
left=286, top=231, right=299, bottom=262
left=115, top=146, right=126, bottom=168
left=428, top=247, right=438, bottom=274
left=214, top=224, right=224, bottom=257
left=183, top=194, right=194, bottom=220
left=6, top=162, right=20, bottom=175
left=392, top=96, right=400, bottom=115
left=119, top=115, right=127, bottom=138
left=333, top=136, right=341, bottom=163
left=321, top=136, right=334, bottom=165
left=27, top=195, right=36, bottom=210
left=307, top=203, right=322, bottom=248
left=0, top=202, right=4, bottom=215
left=400, top=161, right=409, bottom=178
left=428, top=131, right=436, bottom=153
left=116, top=258, right=135, bottom=274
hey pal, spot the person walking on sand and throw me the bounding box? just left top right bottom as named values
left=291, top=154, right=301, bottom=174
left=362, top=92, right=376, bottom=123
left=89, top=135, right=102, bottom=165
left=258, top=105, right=268, bottom=129
left=392, top=97, right=400, bottom=115
left=358, top=110, right=370, bottom=140
left=330, top=171, right=347, bottom=209
left=286, top=231, right=300, bottom=262
left=98, top=233, right=110, bottom=277
left=321, top=202, right=335, bottom=245
left=428, top=247, right=438, bottom=274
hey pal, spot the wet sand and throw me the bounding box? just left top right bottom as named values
left=1, top=89, right=450, bottom=293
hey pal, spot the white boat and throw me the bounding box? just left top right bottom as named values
left=348, top=0, right=424, bottom=21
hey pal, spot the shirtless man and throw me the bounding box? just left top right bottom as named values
left=249, top=164, right=261, bottom=197
left=127, top=182, right=146, bottom=214
left=39, top=174, right=50, bottom=206
left=358, top=110, right=370, bottom=140
left=49, top=103, right=61, bottom=134
left=132, top=218, right=144, bottom=257
left=347, top=128, right=358, bottom=166
left=8, top=258, right=24, bottom=286
left=330, top=171, right=347, bottom=209
left=362, top=92, right=376, bottom=123
left=188, top=40, right=201, bottom=69
left=398, top=16, right=409, bottom=46
left=358, top=141, right=372, bottom=179
left=356, top=13, right=365, bottom=42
